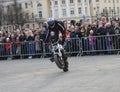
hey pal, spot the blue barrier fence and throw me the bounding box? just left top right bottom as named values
left=0, top=34, right=120, bottom=60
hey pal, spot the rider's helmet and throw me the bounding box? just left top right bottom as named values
left=47, top=18, right=55, bottom=28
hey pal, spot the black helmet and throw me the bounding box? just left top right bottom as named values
left=47, top=18, right=55, bottom=28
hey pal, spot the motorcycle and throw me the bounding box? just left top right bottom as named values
left=51, top=41, right=68, bottom=72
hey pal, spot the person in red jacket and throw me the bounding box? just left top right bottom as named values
left=5, top=37, right=11, bottom=59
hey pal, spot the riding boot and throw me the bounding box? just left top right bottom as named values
left=49, top=52, right=54, bottom=62
left=50, top=57, right=54, bottom=62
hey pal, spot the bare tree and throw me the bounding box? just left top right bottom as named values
left=0, top=0, right=27, bottom=30
left=0, top=0, right=5, bottom=29
left=12, top=0, right=27, bottom=29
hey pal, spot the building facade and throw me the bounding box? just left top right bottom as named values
left=50, top=0, right=91, bottom=23
left=22, top=0, right=50, bottom=29
left=90, top=0, right=120, bottom=21
left=1, top=0, right=120, bottom=31
left=1, top=0, right=50, bottom=31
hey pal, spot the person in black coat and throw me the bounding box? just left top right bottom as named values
left=26, top=30, right=35, bottom=59
left=19, top=31, right=27, bottom=56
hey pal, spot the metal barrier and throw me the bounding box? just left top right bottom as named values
left=81, top=34, right=120, bottom=55
left=0, top=41, right=45, bottom=59
left=64, top=38, right=81, bottom=56
left=0, top=34, right=119, bottom=60
left=42, top=38, right=81, bottom=57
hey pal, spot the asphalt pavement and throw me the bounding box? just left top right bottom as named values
left=0, top=55, right=120, bottom=92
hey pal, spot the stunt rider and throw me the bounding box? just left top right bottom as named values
left=45, top=18, right=69, bottom=71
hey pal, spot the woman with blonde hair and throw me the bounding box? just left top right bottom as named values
left=35, top=29, right=41, bottom=57
left=81, top=23, right=89, bottom=55
left=26, top=29, right=35, bottom=59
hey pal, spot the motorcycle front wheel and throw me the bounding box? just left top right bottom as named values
left=54, top=54, right=64, bottom=69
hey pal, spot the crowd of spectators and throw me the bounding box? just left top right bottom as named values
left=0, top=17, right=120, bottom=60
left=64, top=17, right=120, bottom=55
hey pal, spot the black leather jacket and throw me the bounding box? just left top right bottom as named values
left=45, top=20, right=66, bottom=44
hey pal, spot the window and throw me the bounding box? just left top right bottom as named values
left=31, top=1, right=33, bottom=7
left=19, top=13, right=23, bottom=21
left=50, top=10, right=52, bottom=17
left=113, top=7, right=115, bottom=13
left=62, top=0, right=65, bottom=4
left=25, top=13, right=29, bottom=19
left=104, top=7, right=108, bottom=13
left=25, top=3, right=28, bottom=8
left=117, top=0, right=119, bottom=3
left=37, top=3, right=42, bottom=7
left=55, top=1, right=58, bottom=5
left=32, top=13, right=34, bottom=19
left=78, top=7, right=82, bottom=14
left=62, top=9, right=66, bottom=16
left=39, top=11, right=42, bottom=18
left=19, top=4, right=22, bottom=9
left=117, top=7, right=119, bottom=14
left=108, top=0, right=111, bottom=3
left=84, top=0, right=86, bottom=3
left=85, top=7, right=88, bottom=14
left=78, top=0, right=81, bottom=3
left=7, top=5, right=10, bottom=10
left=26, top=24, right=30, bottom=28
left=13, top=4, right=15, bottom=8
left=33, top=24, right=35, bottom=28
left=97, top=6, right=99, bottom=13
left=109, top=7, right=111, bottom=13
left=70, top=0, right=73, bottom=3
left=104, top=0, right=106, bottom=3
left=70, top=8, right=74, bottom=15
left=96, top=0, right=99, bottom=2
left=55, top=9, right=58, bottom=17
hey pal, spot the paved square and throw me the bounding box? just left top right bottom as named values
left=0, top=55, right=120, bottom=92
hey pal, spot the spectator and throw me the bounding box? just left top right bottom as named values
left=0, top=32, right=5, bottom=59
left=104, top=23, right=115, bottom=54
left=27, top=30, right=35, bottom=59
left=15, top=29, right=21, bottom=55
left=5, top=37, right=11, bottom=59
left=75, top=24, right=81, bottom=38
left=96, top=21, right=105, bottom=52
left=35, top=30, right=41, bottom=57
left=70, top=25, right=76, bottom=38
left=81, top=24, right=89, bottom=54
left=64, top=29, right=71, bottom=52
left=19, top=31, right=27, bottom=58
left=88, top=30, right=96, bottom=54
left=114, top=23, right=120, bottom=34
left=114, top=23, right=120, bottom=50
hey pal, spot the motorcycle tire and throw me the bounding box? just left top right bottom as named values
left=61, top=50, right=69, bottom=72
left=54, top=54, right=64, bottom=69
left=63, top=61, right=69, bottom=72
